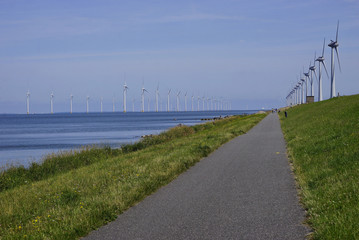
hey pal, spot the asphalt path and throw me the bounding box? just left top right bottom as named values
left=84, top=113, right=309, bottom=240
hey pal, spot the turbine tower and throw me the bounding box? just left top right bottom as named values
left=328, top=21, right=341, bottom=98
left=112, top=97, right=115, bottom=112
left=184, top=92, right=187, bottom=112
left=26, top=90, right=30, bottom=114
left=176, top=91, right=181, bottom=112
left=167, top=89, right=171, bottom=112
left=303, top=68, right=310, bottom=100
left=191, top=95, right=194, bottom=111
left=316, top=39, right=329, bottom=101
left=50, top=92, right=54, bottom=114
left=123, top=81, right=129, bottom=112
left=155, top=84, right=159, bottom=112
left=197, top=96, right=200, bottom=111
left=100, top=97, right=103, bottom=113
left=86, top=96, right=90, bottom=113
left=141, top=83, right=148, bottom=112
left=70, top=94, right=73, bottom=114
left=202, top=96, right=205, bottom=111
left=309, top=59, right=317, bottom=97
left=300, top=75, right=306, bottom=104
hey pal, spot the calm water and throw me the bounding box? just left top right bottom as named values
left=0, top=110, right=257, bottom=168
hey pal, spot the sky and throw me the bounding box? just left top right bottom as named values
left=0, top=0, right=358, bottom=113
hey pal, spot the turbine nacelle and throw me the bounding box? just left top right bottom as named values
left=328, top=40, right=339, bottom=48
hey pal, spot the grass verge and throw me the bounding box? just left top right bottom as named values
left=279, top=94, right=359, bottom=239
left=0, top=113, right=266, bottom=239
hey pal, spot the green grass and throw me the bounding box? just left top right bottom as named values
left=279, top=94, right=359, bottom=239
left=0, top=113, right=266, bottom=239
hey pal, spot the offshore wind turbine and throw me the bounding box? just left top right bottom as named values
left=26, top=90, right=30, bottom=114
left=123, top=81, right=129, bottom=112
left=50, top=92, right=54, bottom=114
left=176, top=91, right=181, bottom=112
left=316, top=38, right=329, bottom=101
left=100, top=97, right=103, bottom=113
left=147, top=97, right=150, bottom=112
left=112, top=97, right=115, bottom=112
left=191, top=95, right=194, bottom=111
left=202, top=96, right=205, bottom=111
left=197, top=96, right=200, bottom=111
left=86, top=96, right=90, bottom=113
left=167, top=89, right=171, bottom=112
left=141, top=83, right=148, bottom=112
left=70, top=94, right=73, bottom=114
left=328, top=21, right=342, bottom=98
left=184, top=92, right=187, bottom=112
left=155, top=84, right=159, bottom=112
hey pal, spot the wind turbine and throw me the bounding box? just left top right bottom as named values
left=316, top=38, right=329, bottom=101
left=191, top=95, right=194, bottom=111
left=123, top=81, right=129, bottom=113
left=26, top=90, right=30, bottom=114
left=328, top=21, right=341, bottom=98
left=70, top=94, right=73, bottom=114
left=112, top=97, right=115, bottom=112
left=50, top=92, right=54, bottom=114
left=167, top=89, right=171, bottom=112
left=100, top=97, right=103, bottom=113
left=184, top=92, right=187, bottom=112
left=197, top=96, right=200, bottom=111
left=300, top=74, right=306, bottom=104
left=202, top=96, right=205, bottom=111
left=141, top=83, right=148, bottom=112
left=303, top=67, right=310, bottom=100
left=176, top=91, right=181, bottom=112
left=86, top=96, right=90, bottom=113
left=155, top=84, right=159, bottom=112
left=309, top=58, right=318, bottom=98
left=147, top=97, right=150, bottom=112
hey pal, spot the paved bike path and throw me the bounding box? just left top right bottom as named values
left=84, top=114, right=309, bottom=239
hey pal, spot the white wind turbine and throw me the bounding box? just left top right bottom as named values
left=328, top=21, right=342, bottom=98
left=167, top=89, right=171, bottom=112
left=191, top=95, right=194, bottom=111
left=300, top=74, right=306, bottom=104
left=184, top=92, right=187, bottom=112
left=26, top=90, right=30, bottom=114
left=202, top=96, right=205, bottom=111
left=197, top=96, right=200, bottom=111
left=70, top=94, right=73, bottom=114
left=50, top=92, right=54, bottom=114
left=112, top=97, right=115, bottom=112
left=86, top=96, right=90, bottom=113
left=309, top=55, right=318, bottom=98
left=303, top=67, right=310, bottom=99
left=315, top=39, right=329, bottom=102
left=100, top=97, right=103, bottom=113
left=155, top=84, right=159, bottom=112
left=147, top=97, right=150, bottom=112
left=176, top=91, right=181, bottom=112
left=141, top=83, right=149, bottom=112
left=123, top=81, right=129, bottom=113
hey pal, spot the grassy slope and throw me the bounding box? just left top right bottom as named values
left=0, top=114, right=266, bottom=239
left=279, top=95, right=359, bottom=239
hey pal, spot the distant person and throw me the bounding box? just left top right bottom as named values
left=285, top=111, right=287, bottom=118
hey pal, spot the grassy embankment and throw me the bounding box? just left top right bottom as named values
left=0, top=113, right=266, bottom=239
left=279, top=94, right=359, bottom=239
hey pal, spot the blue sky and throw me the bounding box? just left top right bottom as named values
left=0, top=0, right=358, bottom=113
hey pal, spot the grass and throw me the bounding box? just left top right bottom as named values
left=0, top=113, right=266, bottom=239
left=279, top=94, right=359, bottom=239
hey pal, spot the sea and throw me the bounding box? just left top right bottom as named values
left=0, top=110, right=257, bottom=168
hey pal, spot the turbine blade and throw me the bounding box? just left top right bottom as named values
left=322, top=38, right=326, bottom=57
left=335, top=47, right=342, bottom=72
left=322, top=61, right=329, bottom=78
left=336, top=20, right=339, bottom=42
